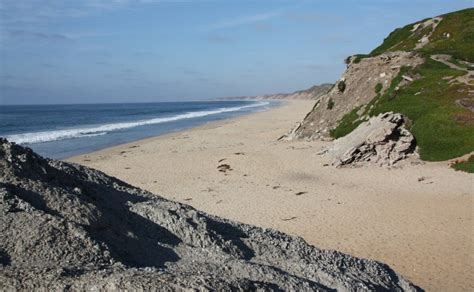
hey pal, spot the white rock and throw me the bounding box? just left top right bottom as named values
left=326, top=112, right=417, bottom=167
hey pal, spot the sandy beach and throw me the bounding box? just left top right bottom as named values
left=70, top=100, right=473, bottom=291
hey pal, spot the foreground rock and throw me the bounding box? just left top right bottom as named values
left=0, top=139, right=420, bottom=291
left=323, top=113, right=417, bottom=167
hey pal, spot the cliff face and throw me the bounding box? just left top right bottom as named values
left=287, top=52, right=423, bottom=140
left=286, top=8, right=473, bottom=162
left=0, top=139, right=420, bottom=290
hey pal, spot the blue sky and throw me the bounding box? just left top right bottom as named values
left=0, top=0, right=472, bottom=104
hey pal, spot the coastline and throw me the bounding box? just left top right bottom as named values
left=69, top=100, right=474, bottom=291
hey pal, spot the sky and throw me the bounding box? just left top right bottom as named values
left=0, top=0, right=472, bottom=105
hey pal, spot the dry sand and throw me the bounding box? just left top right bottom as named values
left=70, top=100, right=474, bottom=291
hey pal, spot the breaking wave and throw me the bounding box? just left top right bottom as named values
left=6, top=101, right=269, bottom=144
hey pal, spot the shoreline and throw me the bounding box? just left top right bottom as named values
left=69, top=100, right=473, bottom=291
left=63, top=100, right=283, bottom=160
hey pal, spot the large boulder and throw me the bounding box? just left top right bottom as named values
left=324, top=113, right=417, bottom=167
left=0, top=138, right=420, bottom=291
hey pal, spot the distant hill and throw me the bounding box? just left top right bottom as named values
left=285, top=8, right=473, bottom=167
left=220, top=83, right=333, bottom=100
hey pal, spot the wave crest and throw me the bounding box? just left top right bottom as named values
left=6, top=102, right=269, bottom=144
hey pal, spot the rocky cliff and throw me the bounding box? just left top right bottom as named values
left=0, top=139, right=420, bottom=290
left=286, top=52, right=423, bottom=140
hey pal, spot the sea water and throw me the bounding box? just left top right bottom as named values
left=0, top=100, right=275, bottom=159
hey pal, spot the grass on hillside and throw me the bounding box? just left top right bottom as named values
left=331, top=58, right=474, bottom=161
left=370, top=21, right=430, bottom=56
left=419, top=8, right=474, bottom=62
left=451, top=155, right=474, bottom=173
left=331, top=8, right=474, bottom=162
left=355, top=8, right=474, bottom=62
left=368, top=58, right=474, bottom=161
left=329, top=106, right=363, bottom=138
left=330, top=67, right=410, bottom=139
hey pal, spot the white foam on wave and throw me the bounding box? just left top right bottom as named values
left=6, top=102, right=270, bottom=144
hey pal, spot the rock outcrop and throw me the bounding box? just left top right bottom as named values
left=322, top=113, right=417, bottom=167
left=0, top=138, right=420, bottom=291
left=284, top=52, right=423, bottom=140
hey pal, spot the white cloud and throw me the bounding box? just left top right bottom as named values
left=202, top=10, right=281, bottom=31
left=0, top=0, right=166, bottom=26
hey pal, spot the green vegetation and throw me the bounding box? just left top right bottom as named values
left=375, top=83, right=383, bottom=94
left=329, top=8, right=474, bottom=161
left=331, top=57, right=474, bottom=161
left=329, top=70, right=407, bottom=139
left=330, top=69, right=401, bottom=139
left=419, top=8, right=474, bottom=62
left=353, top=54, right=369, bottom=64
left=369, top=8, right=474, bottom=62
left=337, top=80, right=346, bottom=92
left=452, top=155, right=474, bottom=173
left=347, top=8, right=474, bottom=64
left=368, top=59, right=473, bottom=161
left=327, top=99, right=335, bottom=110
left=330, top=107, right=363, bottom=139
left=370, top=22, right=421, bottom=56
left=449, top=57, right=474, bottom=70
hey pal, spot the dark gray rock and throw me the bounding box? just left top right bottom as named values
left=0, top=138, right=421, bottom=291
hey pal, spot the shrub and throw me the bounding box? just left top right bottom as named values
left=452, top=155, right=474, bottom=173
left=337, top=80, right=346, bottom=92
left=327, top=99, right=335, bottom=110
left=352, top=54, right=369, bottom=64
left=375, top=83, right=383, bottom=94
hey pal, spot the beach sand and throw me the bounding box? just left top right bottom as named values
left=70, top=100, right=473, bottom=291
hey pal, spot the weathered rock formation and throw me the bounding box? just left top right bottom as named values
left=0, top=138, right=420, bottom=291
left=322, top=113, right=417, bottom=167
left=285, top=52, right=423, bottom=140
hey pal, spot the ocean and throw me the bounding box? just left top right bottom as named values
left=0, top=100, right=275, bottom=159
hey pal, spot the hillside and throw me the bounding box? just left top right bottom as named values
left=286, top=8, right=474, bottom=166
left=221, top=83, right=332, bottom=100
left=253, top=83, right=333, bottom=100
